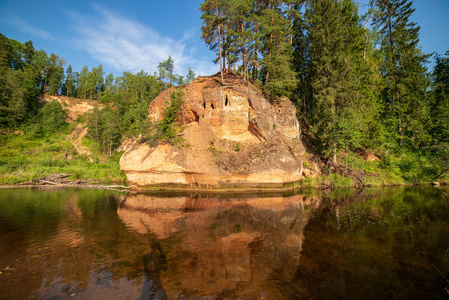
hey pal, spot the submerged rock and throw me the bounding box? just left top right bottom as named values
left=120, top=72, right=305, bottom=189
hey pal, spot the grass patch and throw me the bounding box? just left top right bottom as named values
left=0, top=132, right=126, bottom=185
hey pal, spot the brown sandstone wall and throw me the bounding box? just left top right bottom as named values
left=120, top=72, right=305, bottom=189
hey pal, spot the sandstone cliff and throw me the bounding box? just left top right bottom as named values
left=120, top=72, right=305, bottom=189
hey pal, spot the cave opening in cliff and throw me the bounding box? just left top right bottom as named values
left=211, top=102, right=215, bottom=109
left=225, top=95, right=229, bottom=106
left=203, top=100, right=206, bottom=109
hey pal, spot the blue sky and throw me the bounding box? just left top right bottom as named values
left=0, top=0, right=448, bottom=77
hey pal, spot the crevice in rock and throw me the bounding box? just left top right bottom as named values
left=191, top=110, right=200, bottom=122
left=248, top=98, right=254, bottom=110
left=248, top=120, right=267, bottom=142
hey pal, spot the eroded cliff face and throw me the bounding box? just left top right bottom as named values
left=120, top=72, right=305, bottom=189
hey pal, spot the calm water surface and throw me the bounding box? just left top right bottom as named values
left=0, top=186, right=448, bottom=299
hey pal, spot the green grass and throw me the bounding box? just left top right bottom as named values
left=310, top=150, right=443, bottom=188
left=0, top=132, right=127, bottom=185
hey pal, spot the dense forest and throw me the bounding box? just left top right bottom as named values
left=0, top=0, right=448, bottom=184
left=198, top=0, right=449, bottom=181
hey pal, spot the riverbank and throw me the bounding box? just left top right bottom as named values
left=1, top=129, right=447, bottom=190
left=0, top=130, right=127, bottom=185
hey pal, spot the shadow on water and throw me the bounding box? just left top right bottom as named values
left=0, top=186, right=448, bottom=299
left=141, top=241, right=168, bottom=300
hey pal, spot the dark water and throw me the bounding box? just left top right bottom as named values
left=0, top=187, right=448, bottom=299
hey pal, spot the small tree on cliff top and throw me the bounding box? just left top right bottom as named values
left=147, top=89, right=185, bottom=146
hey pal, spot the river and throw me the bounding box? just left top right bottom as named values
left=0, top=186, right=448, bottom=299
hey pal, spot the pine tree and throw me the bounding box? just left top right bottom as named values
left=259, top=0, right=297, bottom=96
left=428, top=52, right=449, bottom=179
left=46, top=53, right=65, bottom=95
left=5, top=70, right=27, bottom=126
left=305, top=0, right=382, bottom=162
left=431, top=52, right=449, bottom=145
left=200, top=0, right=226, bottom=84
left=158, top=57, right=176, bottom=86
left=63, top=65, right=75, bottom=97
left=372, top=0, right=431, bottom=149
left=307, top=0, right=351, bottom=162
left=77, top=66, right=89, bottom=99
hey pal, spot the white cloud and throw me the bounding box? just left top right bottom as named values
left=0, top=14, right=54, bottom=40
left=68, top=5, right=215, bottom=76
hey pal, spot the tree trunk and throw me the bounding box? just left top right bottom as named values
left=363, top=11, right=373, bottom=61
left=288, top=4, right=293, bottom=46
left=345, top=142, right=348, bottom=175
left=241, top=21, right=247, bottom=81
left=333, top=141, right=337, bottom=164
left=265, top=4, right=275, bottom=87
left=217, top=9, right=224, bottom=85
left=222, top=32, right=226, bottom=73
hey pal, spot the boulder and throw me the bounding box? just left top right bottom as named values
left=120, top=72, right=305, bottom=189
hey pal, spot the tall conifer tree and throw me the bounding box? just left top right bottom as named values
left=372, top=0, right=431, bottom=148
left=200, top=0, right=226, bottom=84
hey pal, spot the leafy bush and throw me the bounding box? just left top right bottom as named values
left=39, top=100, right=68, bottom=133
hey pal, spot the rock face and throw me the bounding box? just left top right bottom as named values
left=120, top=72, right=305, bottom=189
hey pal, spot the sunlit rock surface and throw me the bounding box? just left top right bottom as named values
left=120, top=72, right=305, bottom=189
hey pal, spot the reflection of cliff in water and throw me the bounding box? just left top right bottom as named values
left=2, top=187, right=447, bottom=299
left=118, top=192, right=322, bottom=299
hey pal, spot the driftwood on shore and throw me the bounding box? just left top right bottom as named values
left=17, top=174, right=131, bottom=190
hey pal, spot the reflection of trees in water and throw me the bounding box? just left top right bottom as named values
left=293, top=186, right=449, bottom=299
left=1, top=187, right=448, bottom=299
left=0, top=188, right=148, bottom=299
left=141, top=241, right=167, bottom=300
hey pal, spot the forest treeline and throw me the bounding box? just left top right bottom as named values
left=199, top=0, right=449, bottom=180
left=0, top=0, right=448, bottom=182
left=0, top=34, right=195, bottom=152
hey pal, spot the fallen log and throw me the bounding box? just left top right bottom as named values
left=38, top=180, right=63, bottom=186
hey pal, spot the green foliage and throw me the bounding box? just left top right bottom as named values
left=259, top=2, right=298, bottom=96
left=146, top=89, right=185, bottom=146
left=303, top=160, right=311, bottom=168
left=235, top=142, right=241, bottom=152
left=87, top=106, right=122, bottom=155
left=0, top=35, right=65, bottom=129
left=158, top=56, right=176, bottom=86
left=39, top=100, right=68, bottom=133
left=208, top=137, right=219, bottom=156
left=302, top=0, right=383, bottom=162
left=46, top=53, right=65, bottom=95
left=0, top=132, right=126, bottom=184
left=373, top=0, right=432, bottom=149
left=429, top=52, right=449, bottom=179
left=200, top=0, right=299, bottom=95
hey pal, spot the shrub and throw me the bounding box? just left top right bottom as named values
left=39, top=100, right=68, bottom=133
left=146, top=89, right=186, bottom=147
left=235, top=142, right=241, bottom=152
